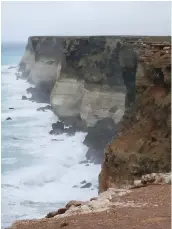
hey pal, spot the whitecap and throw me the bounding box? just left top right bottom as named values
left=1, top=65, right=101, bottom=228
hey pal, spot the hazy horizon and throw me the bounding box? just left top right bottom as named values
left=2, top=1, right=171, bottom=43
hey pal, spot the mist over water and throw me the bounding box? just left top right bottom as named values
left=1, top=44, right=101, bottom=228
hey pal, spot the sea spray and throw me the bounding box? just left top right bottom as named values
left=1, top=63, right=100, bottom=228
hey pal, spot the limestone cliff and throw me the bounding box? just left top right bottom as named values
left=99, top=41, right=171, bottom=191
left=50, top=36, right=131, bottom=126
left=19, top=36, right=171, bottom=165
left=19, top=36, right=63, bottom=100
left=10, top=36, right=171, bottom=229
left=19, top=36, right=146, bottom=126
left=19, top=36, right=170, bottom=127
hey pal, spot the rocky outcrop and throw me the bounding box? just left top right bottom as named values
left=99, top=41, right=171, bottom=192
left=44, top=173, right=171, bottom=219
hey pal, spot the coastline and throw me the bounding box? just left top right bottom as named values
left=8, top=182, right=171, bottom=229
left=5, top=36, right=171, bottom=228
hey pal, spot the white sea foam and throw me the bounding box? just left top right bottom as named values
left=1, top=65, right=101, bottom=228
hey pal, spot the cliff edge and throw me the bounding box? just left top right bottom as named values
left=12, top=36, right=171, bottom=229
left=99, top=41, right=171, bottom=191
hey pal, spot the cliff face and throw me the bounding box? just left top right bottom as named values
left=19, top=36, right=147, bottom=126
left=19, top=36, right=171, bottom=166
left=19, top=36, right=63, bottom=88
left=99, top=42, right=171, bottom=191
left=51, top=79, right=125, bottom=127
left=50, top=37, right=132, bottom=126
left=10, top=36, right=171, bottom=229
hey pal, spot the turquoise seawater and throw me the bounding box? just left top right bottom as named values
left=1, top=43, right=100, bottom=229
left=1, top=43, right=26, bottom=65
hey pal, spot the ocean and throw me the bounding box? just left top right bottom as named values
left=1, top=43, right=101, bottom=228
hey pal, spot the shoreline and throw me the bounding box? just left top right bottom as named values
left=4, top=36, right=171, bottom=228
left=2, top=65, right=101, bottom=228
left=8, top=181, right=171, bottom=229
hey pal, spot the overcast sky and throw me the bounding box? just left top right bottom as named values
left=1, top=1, right=171, bottom=42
